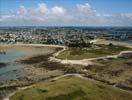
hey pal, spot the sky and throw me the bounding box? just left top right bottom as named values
left=0, top=0, right=132, bottom=26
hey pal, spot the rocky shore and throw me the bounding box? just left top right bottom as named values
left=0, top=44, right=64, bottom=99
left=1, top=44, right=132, bottom=100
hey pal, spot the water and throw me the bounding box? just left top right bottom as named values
left=0, top=50, right=25, bottom=62
left=125, top=40, right=132, bottom=43
left=0, top=50, right=26, bottom=82
left=0, top=46, right=56, bottom=83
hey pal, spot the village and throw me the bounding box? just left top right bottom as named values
left=0, top=27, right=132, bottom=46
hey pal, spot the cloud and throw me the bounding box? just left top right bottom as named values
left=37, top=3, right=49, bottom=14
left=76, top=3, right=96, bottom=15
left=17, top=6, right=27, bottom=15
left=51, top=6, right=65, bottom=15
left=0, top=3, right=132, bottom=26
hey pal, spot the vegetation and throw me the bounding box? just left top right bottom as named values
left=66, top=39, right=91, bottom=48
left=3, top=45, right=132, bottom=100
left=10, top=76, right=132, bottom=100
left=57, top=44, right=132, bottom=60
left=84, top=57, right=132, bottom=89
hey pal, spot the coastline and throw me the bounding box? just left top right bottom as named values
left=0, top=44, right=65, bottom=100
left=1, top=42, right=132, bottom=100
left=0, top=43, right=65, bottom=48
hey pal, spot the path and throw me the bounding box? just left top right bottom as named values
left=49, top=49, right=132, bottom=66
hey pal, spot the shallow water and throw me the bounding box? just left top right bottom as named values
left=0, top=50, right=25, bottom=62
left=0, top=46, right=56, bottom=83
left=0, top=50, right=26, bottom=82
left=124, top=40, right=132, bottom=43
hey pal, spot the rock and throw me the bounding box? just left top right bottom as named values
left=0, top=62, right=8, bottom=68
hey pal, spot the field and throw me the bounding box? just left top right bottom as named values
left=10, top=76, right=132, bottom=100
left=57, top=44, right=132, bottom=60
left=16, top=44, right=132, bottom=91
left=83, top=57, right=132, bottom=90
left=2, top=44, right=132, bottom=100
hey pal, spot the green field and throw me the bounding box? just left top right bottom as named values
left=10, top=76, right=132, bottom=100
left=57, top=45, right=132, bottom=60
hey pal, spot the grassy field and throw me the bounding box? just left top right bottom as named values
left=5, top=44, right=132, bottom=100
left=85, top=57, right=132, bottom=89
left=10, top=76, right=132, bottom=100
left=57, top=45, right=132, bottom=60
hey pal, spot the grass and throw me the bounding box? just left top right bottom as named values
left=57, top=45, right=132, bottom=60
left=82, top=56, right=132, bottom=90
left=10, top=76, right=132, bottom=100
